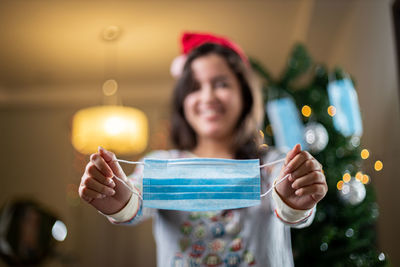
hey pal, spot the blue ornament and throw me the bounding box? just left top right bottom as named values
left=327, top=78, right=363, bottom=137
left=267, top=97, right=306, bottom=151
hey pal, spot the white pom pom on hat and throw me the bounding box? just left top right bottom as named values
left=170, top=54, right=187, bottom=79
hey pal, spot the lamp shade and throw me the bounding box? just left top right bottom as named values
left=71, top=105, right=148, bottom=155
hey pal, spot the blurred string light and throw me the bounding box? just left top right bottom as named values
left=345, top=228, right=354, bottom=238
left=355, top=171, right=363, bottom=181
left=301, top=105, right=312, bottom=117
left=327, top=105, right=336, bottom=117
left=374, top=160, right=383, bottom=171
left=338, top=172, right=370, bottom=190
left=343, top=173, right=351, bottom=183
left=362, top=174, right=370, bottom=184
left=360, top=149, right=369, bottom=159
left=52, top=220, right=67, bottom=242
left=378, top=252, right=386, bottom=261
left=337, top=180, right=344, bottom=190
left=320, top=242, right=328, bottom=252
left=259, top=130, right=264, bottom=139
left=258, top=130, right=269, bottom=150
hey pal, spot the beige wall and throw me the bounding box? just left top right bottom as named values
left=1, top=0, right=399, bottom=266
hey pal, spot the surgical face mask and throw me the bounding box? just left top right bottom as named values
left=114, top=157, right=288, bottom=212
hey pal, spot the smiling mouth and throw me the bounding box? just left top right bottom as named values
left=200, top=109, right=224, bottom=119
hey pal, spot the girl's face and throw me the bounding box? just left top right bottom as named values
left=183, top=53, right=243, bottom=141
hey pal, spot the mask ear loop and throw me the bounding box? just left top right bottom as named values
left=111, top=159, right=146, bottom=200
left=259, top=158, right=290, bottom=198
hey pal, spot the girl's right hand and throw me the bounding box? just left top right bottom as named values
left=79, top=147, right=133, bottom=215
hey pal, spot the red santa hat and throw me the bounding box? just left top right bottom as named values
left=170, top=32, right=249, bottom=78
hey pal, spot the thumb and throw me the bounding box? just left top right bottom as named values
left=284, top=144, right=302, bottom=166
left=98, top=146, right=127, bottom=179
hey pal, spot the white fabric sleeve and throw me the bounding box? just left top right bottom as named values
left=106, top=190, right=141, bottom=223
left=272, top=187, right=315, bottom=225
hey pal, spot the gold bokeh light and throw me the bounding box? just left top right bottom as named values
left=337, top=180, right=344, bottom=190
left=355, top=171, right=363, bottom=181
left=361, top=149, right=370, bottom=159
left=301, top=105, right=312, bottom=117
left=327, top=105, right=336, bottom=117
left=362, top=174, right=370, bottom=184
left=343, top=173, right=351, bottom=183
left=374, top=160, right=383, bottom=171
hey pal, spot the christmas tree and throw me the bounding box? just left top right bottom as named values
left=251, top=44, right=389, bottom=267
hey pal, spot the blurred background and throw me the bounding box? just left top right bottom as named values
left=0, top=0, right=399, bottom=266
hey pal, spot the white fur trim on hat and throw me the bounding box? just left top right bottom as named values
left=170, top=54, right=187, bottom=79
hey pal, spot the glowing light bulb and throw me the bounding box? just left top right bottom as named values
left=362, top=174, right=369, bottom=184
left=374, top=160, right=383, bottom=171
left=327, top=106, right=336, bottom=117
left=52, top=220, right=67, bottom=242
left=343, top=173, right=351, bottom=183
left=355, top=171, right=363, bottom=181
left=104, top=116, right=126, bottom=136
left=361, top=149, right=369, bottom=159
left=337, top=180, right=344, bottom=190
left=301, top=105, right=312, bottom=117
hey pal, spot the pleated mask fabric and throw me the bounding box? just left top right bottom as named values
left=142, top=158, right=261, bottom=212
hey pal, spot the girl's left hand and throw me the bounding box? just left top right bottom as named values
left=275, top=144, right=328, bottom=210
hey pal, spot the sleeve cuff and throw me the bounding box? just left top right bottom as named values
left=272, top=186, right=314, bottom=224
left=104, top=188, right=141, bottom=223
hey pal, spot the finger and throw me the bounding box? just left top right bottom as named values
left=295, top=183, right=327, bottom=200
left=80, top=194, right=93, bottom=203
left=291, top=159, right=322, bottom=180
left=86, top=163, right=116, bottom=188
left=98, top=147, right=127, bottom=179
left=84, top=178, right=116, bottom=196
left=90, top=153, right=114, bottom=179
left=79, top=186, right=106, bottom=200
left=284, top=144, right=302, bottom=166
left=285, top=150, right=312, bottom=175
left=291, top=171, right=325, bottom=190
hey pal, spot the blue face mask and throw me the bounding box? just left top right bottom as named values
left=115, top=157, right=287, bottom=212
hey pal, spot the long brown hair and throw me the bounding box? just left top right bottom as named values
left=170, top=43, right=264, bottom=159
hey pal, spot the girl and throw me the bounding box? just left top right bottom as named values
left=79, top=32, right=327, bottom=267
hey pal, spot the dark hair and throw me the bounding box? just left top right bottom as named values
left=170, top=43, right=263, bottom=159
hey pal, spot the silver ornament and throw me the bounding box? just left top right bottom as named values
left=339, top=178, right=366, bottom=205
left=304, top=122, right=329, bottom=153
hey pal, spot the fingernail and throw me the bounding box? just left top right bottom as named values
left=284, top=167, right=290, bottom=173
left=107, top=179, right=115, bottom=187
left=291, top=183, right=296, bottom=189
left=98, top=146, right=104, bottom=152
left=295, top=190, right=301, bottom=196
left=101, top=194, right=106, bottom=198
left=107, top=188, right=116, bottom=196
